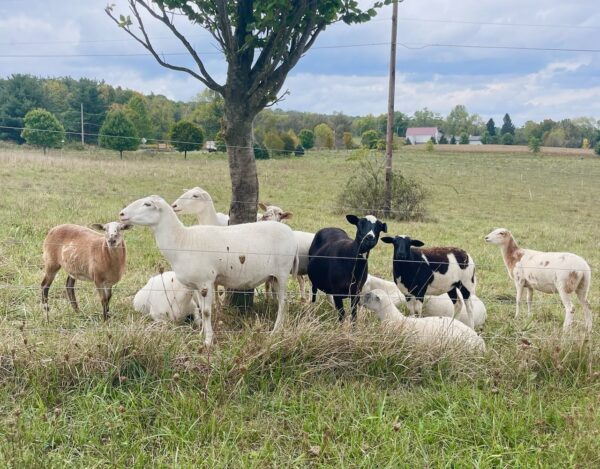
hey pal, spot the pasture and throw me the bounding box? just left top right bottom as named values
left=0, top=144, right=599, bottom=466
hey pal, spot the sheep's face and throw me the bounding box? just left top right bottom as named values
left=346, top=214, right=387, bottom=252
left=258, top=203, right=292, bottom=223
left=485, top=228, right=510, bottom=245
left=91, top=221, right=131, bottom=248
left=120, top=196, right=164, bottom=226
left=381, top=235, right=425, bottom=260
left=171, top=187, right=212, bottom=215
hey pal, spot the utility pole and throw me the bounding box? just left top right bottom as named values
left=80, top=103, right=84, bottom=145
left=384, top=0, right=400, bottom=217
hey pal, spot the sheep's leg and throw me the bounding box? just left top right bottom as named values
left=557, top=287, right=575, bottom=331
left=412, top=299, right=423, bottom=318
left=41, top=266, right=60, bottom=320
left=447, top=287, right=461, bottom=320
left=311, top=284, right=318, bottom=303
left=272, top=276, right=287, bottom=333
left=406, top=296, right=417, bottom=316
left=350, top=291, right=360, bottom=323
left=195, top=286, right=214, bottom=346
left=525, top=287, right=533, bottom=316
left=514, top=281, right=524, bottom=319
left=265, top=278, right=272, bottom=300
left=576, top=283, right=593, bottom=333
left=98, top=285, right=112, bottom=321
left=334, top=295, right=346, bottom=322
left=65, top=275, right=79, bottom=313
left=459, top=286, right=475, bottom=329
left=297, top=275, right=306, bottom=302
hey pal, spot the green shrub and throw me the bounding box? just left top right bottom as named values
left=425, top=140, right=435, bottom=152
left=253, top=142, right=269, bottom=159
left=294, top=144, right=305, bottom=156
left=375, top=139, right=386, bottom=151
left=438, top=135, right=448, bottom=144
left=298, top=129, right=314, bottom=149
left=361, top=130, right=380, bottom=149
left=459, top=133, right=469, bottom=145
left=595, top=142, right=600, bottom=156
left=501, top=133, right=514, bottom=145
left=338, top=157, right=428, bottom=221
left=21, top=108, right=65, bottom=154
left=528, top=136, right=541, bottom=154
left=215, top=131, right=226, bottom=152
left=280, top=132, right=296, bottom=156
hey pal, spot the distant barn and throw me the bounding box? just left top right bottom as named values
left=406, top=127, right=440, bottom=144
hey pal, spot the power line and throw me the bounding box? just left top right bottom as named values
left=2, top=15, right=598, bottom=48
left=3, top=41, right=600, bottom=59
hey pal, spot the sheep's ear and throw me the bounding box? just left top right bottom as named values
left=259, top=202, right=268, bottom=211
left=381, top=236, right=395, bottom=244
left=119, top=223, right=133, bottom=231
left=380, top=222, right=388, bottom=233
left=90, top=223, right=105, bottom=232
left=281, top=211, right=293, bottom=220
left=411, top=239, right=425, bottom=247
left=346, top=214, right=359, bottom=225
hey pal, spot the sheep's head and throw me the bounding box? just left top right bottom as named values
left=258, top=203, right=293, bottom=223
left=91, top=221, right=132, bottom=248
left=381, top=235, right=424, bottom=260
left=120, top=195, right=165, bottom=227
left=485, top=228, right=511, bottom=245
left=346, top=214, right=387, bottom=253
left=171, top=187, right=213, bottom=215
left=359, top=289, right=393, bottom=321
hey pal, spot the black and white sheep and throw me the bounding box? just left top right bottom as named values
left=308, top=214, right=387, bottom=321
left=381, top=235, right=477, bottom=328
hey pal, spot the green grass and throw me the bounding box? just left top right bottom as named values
left=1, top=144, right=600, bottom=466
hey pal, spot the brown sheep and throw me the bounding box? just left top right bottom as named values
left=41, top=222, right=131, bottom=320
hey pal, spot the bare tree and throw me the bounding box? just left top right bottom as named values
left=106, top=0, right=389, bottom=224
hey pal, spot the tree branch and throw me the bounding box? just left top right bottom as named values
left=134, top=0, right=223, bottom=92
left=105, top=1, right=223, bottom=92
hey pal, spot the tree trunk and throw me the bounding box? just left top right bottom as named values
left=223, top=103, right=259, bottom=308
left=224, top=106, right=258, bottom=225
left=120, top=150, right=123, bottom=159
left=184, top=150, right=187, bottom=160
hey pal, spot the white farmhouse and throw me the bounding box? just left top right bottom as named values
left=406, top=127, right=440, bottom=144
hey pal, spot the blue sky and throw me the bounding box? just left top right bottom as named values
left=1, top=0, right=599, bottom=125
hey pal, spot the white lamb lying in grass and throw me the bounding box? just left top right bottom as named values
left=361, top=289, right=485, bottom=352
left=133, top=271, right=195, bottom=323
left=361, top=275, right=487, bottom=329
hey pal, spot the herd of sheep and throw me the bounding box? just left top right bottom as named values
left=40, top=186, right=593, bottom=353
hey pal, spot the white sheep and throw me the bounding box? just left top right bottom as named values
left=360, top=275, right=486, bottom=329
left=41, top=222, right=131, bottom=320
left=171, top=187, right=229, bottom=226
left=119, top=195, right=298, bottom=345
left=133, top=271, right=195, bottom=323
left=422, top=294, right=487, bottom=329
left=255, top=203, right=314, bottom=302
left=361, top=289, right=485, bottom=353
left=485, top=228, right=593, bottom=332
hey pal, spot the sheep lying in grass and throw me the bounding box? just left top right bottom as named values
left=361, top=289, right=485, bottom=352
left=360, top=275, right=486, bottom=329
left=422, top=294, right=487, bottom=329
left=133, top=271, right=195, bottom=323
left=485, top=228, right=592, bottom=332
left=41, top=222, right=131, bottom=320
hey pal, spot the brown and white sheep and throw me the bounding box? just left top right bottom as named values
left=485, top=228, right=593, bottom=332
left=41, top=222, right=131, bottom=320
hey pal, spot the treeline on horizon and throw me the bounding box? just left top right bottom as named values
left=1, top=74, right=599, bottom=151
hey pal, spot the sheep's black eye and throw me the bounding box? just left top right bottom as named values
left=144, top=202, right=151, bottom=207
left=193, top=194, right=199, bottom=198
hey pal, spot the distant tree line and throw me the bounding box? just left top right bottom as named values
left=1, top=74, right=599, bottom=157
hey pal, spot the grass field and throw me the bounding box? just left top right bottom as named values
left=1, top=143, right=600, bottom=467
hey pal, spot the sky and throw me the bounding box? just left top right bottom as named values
left=1, top=0, right=599, bottom=125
